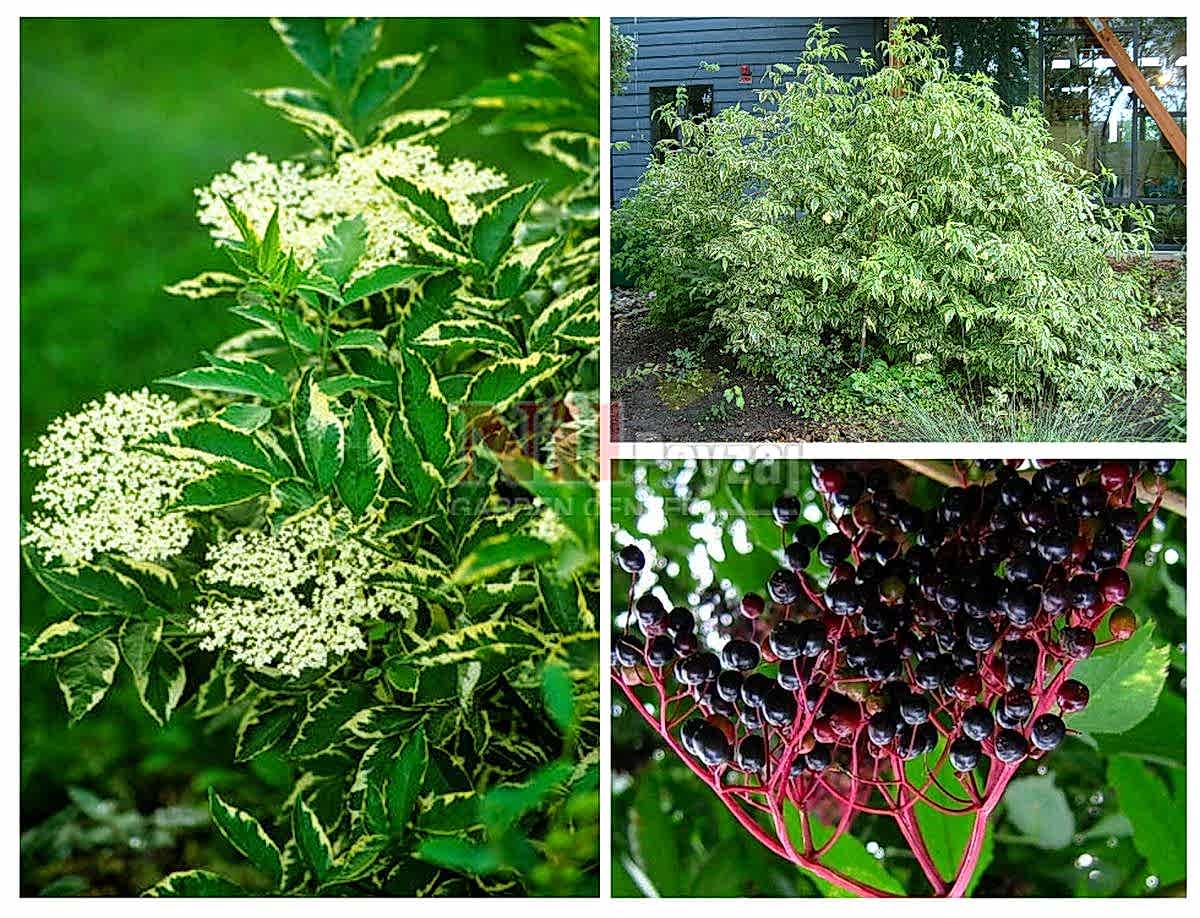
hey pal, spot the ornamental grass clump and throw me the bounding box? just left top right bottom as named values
left=613, top=19, right=1179, bottom=412
left=21, top=17, right=600, bottom=897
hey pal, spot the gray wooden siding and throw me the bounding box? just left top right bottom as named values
left=611, top=17, right=885, bottom=203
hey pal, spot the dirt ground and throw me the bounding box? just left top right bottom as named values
left=609, top=289, right=875, bottom=443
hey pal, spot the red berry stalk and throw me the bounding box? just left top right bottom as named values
left=613, top=460, right=1170, bottom=897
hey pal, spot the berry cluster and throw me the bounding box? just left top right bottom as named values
left=613, top=460, right=1171, bottom=897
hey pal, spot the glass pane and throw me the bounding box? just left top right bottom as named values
left=1042, top=31, right=1136, bottom=196
left=925, top=17, right=1039, bottom=107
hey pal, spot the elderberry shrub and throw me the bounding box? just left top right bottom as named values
left=613, top=460, right=1168, bottom=807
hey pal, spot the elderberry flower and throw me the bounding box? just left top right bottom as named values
left=189, top=510, right=413, bottom=677
left=196, top=142, right=506, bottom=279
left=24, top=390, right=201, bottom=565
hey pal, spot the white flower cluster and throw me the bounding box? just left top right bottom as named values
left=190, top=511, right=413, bottom=676
left=196, top=142, right=507, bottom=277
left=24, top=390, right=200, bottom=566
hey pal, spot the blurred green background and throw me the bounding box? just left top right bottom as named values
left=611, top=460, right=1186, bottom=897
left=19, top=17, right=572, bottom=895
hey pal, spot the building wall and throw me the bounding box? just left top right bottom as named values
left=611, top=17, right=886, bottom=203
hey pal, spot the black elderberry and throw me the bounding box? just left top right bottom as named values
left=1005, top=655, right=1036, bottom=690
left=1089, top=528, right=1123, bottom=566
left=950, top=641, right=979, bottom=672
left=1000, top=584, right=1039, bottom=627
left=612, top=634, right=642, bottom=667
left=1069, top=574, right=1099, bottom=609
left=693, top=723, right=732, bottom=767
left=674, top=632, right=699, bottom=655
left=843, top=635, right=875, bottom=670
left=1001, top=688, right=1033, bottom=722
left=646, top=634, right=675, bottom=667
left=1040, top=580, right=1071, bottom=616
left=1060, top=627, right=1096, bottom=660
left=740, top=593, right=766, bottom=619
left=1030, top=713, right=1067, bottom=751
left=825, top=579, right=861, bottom=616
left=914, top=659, right=944, bottom=691
left=680, top=718, right=704, bottom=755
left=895, top=503, right=925, bottom=533
left=794, top=524, right=821, bottom=550
left=1148, top=459, right=1175, bottom=477
left=804, top=743, right=832, bottom=772
left=676, top=652, right=720, bottom=685
left=993, top=728, right=1028, bottom=763
left=716, top=669, right=743, bottom=702
left=1040, top=463, right=1078, bottom=497
left=777, top=659, right=803, bottom=691
left=769, top=620, right=804, bottom=660
left=1107, top=507, right=1140, bottom=543
left=961, top=704, right=994, bottom=741
left=1075, top=483, right=1108, bottom=517
left=934, top=579, right=964, bottom=614
left=741, top=673, right=774, bottom=708
left=998, top=475, right=1032, bottom=508
left=899, top=692, right=931, bottom=726
left=635, top=594, right=666, bottom=626
left=1036, top=527, right=1073, bottom=564
left=817, top=533, right=852, bottom=567
left=721, top=639, right=761, bottom=672
left=768, top=568, right=801, bottom=605
left=867, top=710, right=899, bottom=745
left=736, top=735, right=767, bottom=772
left=855, top=558, right=884, bottom=584
left=616, top=544, right=646, bottom=574
left=1005, top=554, right=1045, bottom=585
left=740, top=704, right=764, bottom=729
left=665, top=607, right=695, bottom=636
left=861, top=602, right=895, bottom=635
left=762, top=686, right=799, bottom=727
left=1056, top=679, right=1090, bottom=713
left=965, top=618, right=996, bottom=652
left=703, top=682, right=737, bottom=717
left=785, top=542, right=811, bottom=572
left=772, top=494, right=802, bottom=526
left=949, top=736, right=982, bottom=771
left=797, top=619, right=827, bottom=657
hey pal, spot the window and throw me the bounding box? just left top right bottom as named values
left=649, top=84, right=714, bottom=160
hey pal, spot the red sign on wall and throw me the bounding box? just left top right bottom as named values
left=739, top=64, right=752, bottom=84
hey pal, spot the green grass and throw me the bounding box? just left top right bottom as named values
left=18, top=17, right=571, bottom=887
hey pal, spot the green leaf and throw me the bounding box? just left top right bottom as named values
left=379, top=173, right=458, bottom=237
left=158, top=355, right=289, bottom=404
left=538, top=571, right=588, bottom=633
left=118, top=618, right=163, bottom=678
left=1069, top=622, right=1169, bottom=734
left=292, top=369, right=345, bottom=492
left=332, top=17, right=380, bottom=92
left=318, top=373, right=392, bottom=398
left=397, top=351, right=453, bottom=470
left=147, top=419, right=293, bottom=480
left=463, top=352, right=566, bottom=415
left=353, top=52, right=428, bottom=123
left=1094, top=689, right=1185, bottom=768
left=323, top=834, right=389, bottom=886
left=133, top=644, right=187, bottom=725
left=541, top=662, right=575, bottom=733
left=23, top=614, right=120, bottom=661
left=209, top=789, right=284, bottom=888
left=396, top=620, right=548, bottom=669
left=387, top=726, right=429, bottom=839
left=174, top=470, right=271, bottom=511
left=343, top=263, right=448, bottom=303
left=415, top=318, right=521, bottom=357
left=143, top=869, right=245, bottom=897
left=453, top=533, right=554, bottom=584
left=416, top=837, right=500, bottom=875
left=471, top=182, right=542, bottom=271
left=626, top=767, right=683, bottom=896
left=480, top=760, right=573, bottom=828
left=1003, top=774, right=1075, bottom=849
left=164, top=271, right=243, bottom=299
left=336, top=399, right=388, bottom=518
left=230, top=298, right=321, bottom=352
left=498, top=453, right=596, bottom=551
left=527, top=286, right=598, bottom=351
left=217, top=404, right=273, bottom=431
left=289, top=687, right=370, bottom=758
left=236, top=704, right=295, bottom=762
left=317, top=217, right=367, bottom=286
left=270, top=18, right=332, bottom=82
left=1107, top=756, right=1186, bottom=885
left=904, top=746, right=992, bottom=893
left=293, top=798, right=336, bottom=883
left=55, top=637, right=120, bottom=721
left=800, top=813, right=906, bottom=897
left=332, top=328, right=387, bottom=352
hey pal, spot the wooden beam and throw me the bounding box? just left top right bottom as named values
left=1080, top=16, right=1186, bottom=166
